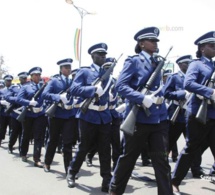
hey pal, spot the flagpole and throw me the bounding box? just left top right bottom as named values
left=65, top=0, right=96, bottom=68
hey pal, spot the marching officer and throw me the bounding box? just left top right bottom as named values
left=105, top=58, right=121, bottom=171
left=171, top=31, right=215, bottom=195
left=0, top=75, right=13, bottom=146
left=42, top=58, right=76, bottom=174
left=16, top=67, right=47, bottom=167
left=163, top=55, right=206, bottom=177
left=85, top=58, right=122, bottom=170
left=109, top=27, right=173, bottom=195
left=67, top=43, right=112, bottom=193
left=5, top=72, right=29, bottom=154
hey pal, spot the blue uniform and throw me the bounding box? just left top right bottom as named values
left=185, top=57, right=215, bottom=117
left=42, top=76, right=76, bottom=118
left=68, top=64, right=112, bottom=189
left=172, top=57, right=215, bottom=186
left=110, top=52, right=172, bottom=195
left=0, top=87, right=12, bottom=142
left=116, top=55, right=167, bottom=124
left=70, top=65, right=112, bottom=124
left=42, top=75, right=77, bottom=173
left=16, top=81, right=47, bottom=162
left=16, top=82, right=45, bottom=117
left=163, top=71, right=186, bottom=123
left=5, top=84, right=26, bottom=152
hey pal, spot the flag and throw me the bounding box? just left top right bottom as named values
left=74, top=28, right=81, bottom=61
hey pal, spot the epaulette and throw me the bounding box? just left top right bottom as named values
left=171, top=72, right=178, bottom=76
left=9, top=85, right=19, bottom=90
left=80, top=66, right=90, bottom=69
left=128, top=54, right=139, bottom=59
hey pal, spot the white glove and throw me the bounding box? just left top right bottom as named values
left=196, top=94, right=203, bottom=100
left=60, top=93, right=69, bottom=104
left=115, top=103, right=126, bottom=113
left=29, top=99, right=38, bottom=107
left=0, top=100, right=10, bottom=107
left=95, top=83, right=104, bottom=97
left=72, top=98, right=78, bottom=105
left=109, top=91, right=115, bottom=102
left=165, top=102, right=169, bottom=109
left=142, top=95, right=154, bottom=108
left=211, top=90, right=215, bottom=100
left=185, top=90, right=190, bottom=100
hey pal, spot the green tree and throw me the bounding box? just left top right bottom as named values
left=0, top=55, right=9, bottom=79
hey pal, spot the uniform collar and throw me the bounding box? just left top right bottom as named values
left=178, top=70, right=185, bottom=77
left=92, top=63, right=101, bottom=72
left=61, top=74, right=69, bottom=81
left=140, top=50, right=151, bottom=62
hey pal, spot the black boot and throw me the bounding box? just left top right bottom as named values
left=67, top=173, right=76, bottom=188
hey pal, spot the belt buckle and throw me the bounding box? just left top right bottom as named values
left=155, top=97, right=164, bottom=105
left=98, top=106, right=103, bottom=111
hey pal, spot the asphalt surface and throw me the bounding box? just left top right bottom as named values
left=0, top=132, right=215, bottom=195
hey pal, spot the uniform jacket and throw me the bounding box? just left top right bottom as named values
left=0, top=87, right=10, bottom=116
left=5, top=84, right=28, bottom=119
left=42, top=75, right=75, bottom=119
left=116, top=53, right=167, bottom=124
left=163, top=71, right=186, bottom=123
left=69, top=64, right=112, bottom=124
left=16, top=81, right=45, bottom=118
left=184, top=57, right=215, bottom=119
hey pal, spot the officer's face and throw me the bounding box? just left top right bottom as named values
left=5, top=80, right=12, bottom=87
left=19, top=77, right=27, bottom=85
left=31, top=73, right=41, bottom=84
left=179, top=62, right=189, bottom=73
left=92, top=52, right=106, bottom=66
left=202, top=42, right=215, bottom=58
left=60, top=65, right=71, bottom=77
left=140, top=39, right=158, bottom=55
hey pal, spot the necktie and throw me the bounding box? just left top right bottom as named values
left=150, top=57, right=156, bottom=67
left=65, top=77, right=69, bottom=88
left=36, top=84, right=39, bottom=90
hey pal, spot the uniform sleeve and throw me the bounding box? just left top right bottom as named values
left=115, top=58, right=144, bottom=105
left=16, top=86, right=30, bottom=106
left=163, top=75, right=186, bottom=100
left=4, top=88, right=17, bottom=103
left=42, top=79, right=60, bottom=102
left=184, top=62, right=213, bottom=99
left=70, top=68, right=96, bottom=98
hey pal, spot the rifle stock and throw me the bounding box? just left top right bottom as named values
left=45, top=102, right=58, bottom=118
left=16, top=107, right=28, bottom=122
left=195, top=71, right=215, bottom=124
left=80, top=53, right=123, bottom=114
left=4, top=104, right=16, bottom=115
left=120, top=46, right=173, bottom=136
left=16, top=83, right=47, bottom=122
left=170, top=106, right=181, bottom=124
left=195, top=99, right=207, bottom=124
left=45, top=88, right=70, bottom=118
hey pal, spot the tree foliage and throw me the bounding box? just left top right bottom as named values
left=0, top=56, right=9, bottom=79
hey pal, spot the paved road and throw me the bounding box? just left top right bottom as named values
left=0, top=133, right=215, bottom=195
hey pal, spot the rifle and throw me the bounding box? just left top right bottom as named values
left=195, top=71, right=215, bottom=124
left=120, top=47, right=173, bottom=136
left=16, top=83, right=47, bottom=122
left=170, top=93, right=193, bottom=124
left=45, top=88, right=70, bottom=118
left=80, top=53, right=123, bottom=114
left=5, top=104, right=17, bottom=115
